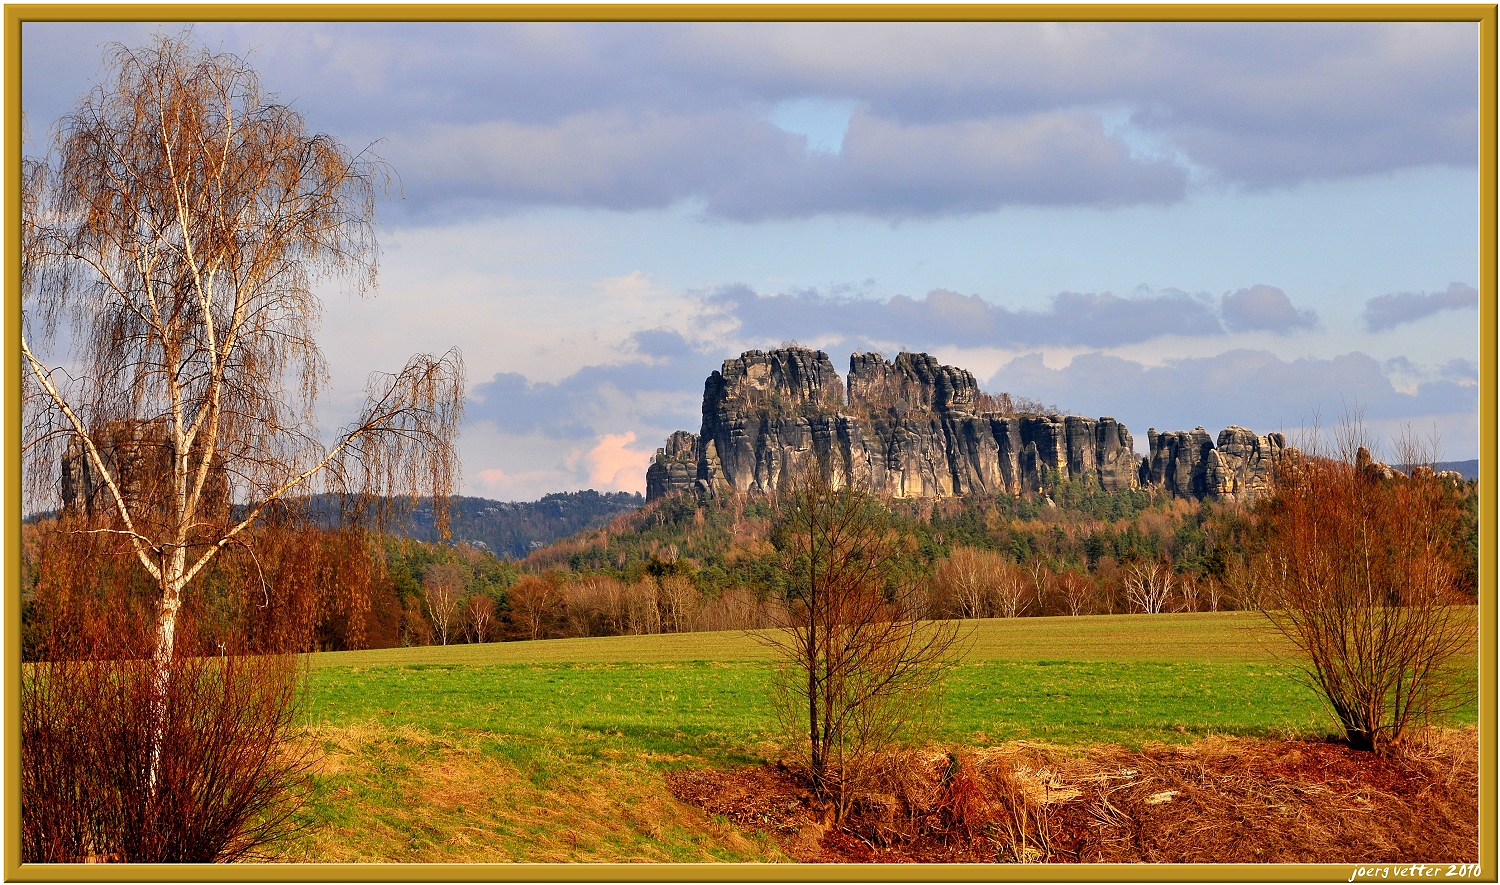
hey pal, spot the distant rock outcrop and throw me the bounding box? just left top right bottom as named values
left=61, top=418, right=229, bottom=518
left=1141, top=425, right=1288, bottom=503
left=646, top=347, right=1288, bottom=505
left=645, top=430, right=701, bottom=502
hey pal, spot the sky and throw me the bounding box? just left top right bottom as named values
left=21, top=20, right=1482, bottom=501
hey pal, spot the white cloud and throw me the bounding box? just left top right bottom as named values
left=27, top=22, right=1472, bottom=221
left=578, top=432, right=655, bottom=493
left=988, top=348, right=1478, bottom=458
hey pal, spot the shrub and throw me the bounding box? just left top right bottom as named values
left=22, top=616, right=309, bottom=862
left=763, top=468, right=965, bottom=821
left=1252, top=435, right=1473, bottom=753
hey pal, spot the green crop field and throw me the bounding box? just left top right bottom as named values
left=276, top=611, right=1478, bottom=863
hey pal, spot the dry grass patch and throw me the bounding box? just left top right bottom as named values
left=273, top=723, right=785, bottom=863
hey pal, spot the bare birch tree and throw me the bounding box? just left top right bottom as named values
left=20, top=36, right=462, bottom=782
left=1123, top=559, right=1174, bottom=614
left=1057, top=568, right=1094, bottom=617
left=465, top=593, right=495, bottom=644
left=658, top=574, right=696, bottom=634
left=994, top=558, right=1033, bottom=619
left=422, top=562, right=467, bottom=646
left=933, top=546, right=993, bottom=619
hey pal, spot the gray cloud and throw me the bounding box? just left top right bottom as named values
left=1439, top=358, right=1478, bottom=383
left=387, top=106, right=1186, bottom=221
left=23, top=21, right=1476, bottom=221
left=1363, top=282, right=1477, bottom=331
left=631, top=328, right=700, bottom=360
left=466, top=372, right=596, bottom=439
left=988, top=349, right=1477, bottom=455
left=704, top=284, right=1326, bottom=349
left=467, top=336, right=715, bottom=441
left=1219, top=285, right=1318, bottom=334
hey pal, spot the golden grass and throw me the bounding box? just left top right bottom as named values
left=308, top=610, right=1308, bottom=670
left=273, top=723, right=789, bottom=863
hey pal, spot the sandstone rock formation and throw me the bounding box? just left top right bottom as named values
left=1351, top=446, right=1464, bottom=487
left=1141, top=425, right=1289, bottom=503
left=61, top=418, right=228, bottom=518
left=645, top=430, right=701, bottom=502
left=647, top=347, right=1288, bottom=506
left=1206, top=426, right=1289, bottom=502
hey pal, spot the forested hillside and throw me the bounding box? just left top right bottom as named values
left=24, top=474, right=1476, bottom=657
left=303, top=490, right=643, bottom=558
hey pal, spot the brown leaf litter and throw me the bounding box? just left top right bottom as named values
left=665, top=730, right=1478, bottom=864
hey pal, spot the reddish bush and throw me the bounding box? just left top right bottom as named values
left=22, top=615, right=309, bottom=862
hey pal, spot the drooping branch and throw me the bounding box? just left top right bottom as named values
left=21, top=33, right=443, bottom=675
left=179, top=348, right=464, bottom=590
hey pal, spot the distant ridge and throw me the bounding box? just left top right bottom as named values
left=299, top=490, right=643, bottom=558
left=1434, top=460, right=1479, bottom=481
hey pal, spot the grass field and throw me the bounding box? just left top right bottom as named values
left=274, top=611, right=1478, bottom=862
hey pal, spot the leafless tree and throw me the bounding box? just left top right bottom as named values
left=1252, top=423, right=1473, bottom=753
left=1202, top=576, right=1225, bottom=613
left=465, top=593, right=495, bottom=644
left=761, top=468, right=965, bottom=822
left=1025, top=559, right=1051, bottom=615
left=1225, top=557, right=1266, bottom=611
left=933, top=546, right=994, bottom=619
left=994, top=559, right=1033, bottom=619
left=20, top=36, right=461, bottom=791
left=1123, top=558, right=1174, bottom=614
left=658, top=575, right=697, bottom=634
left=691, top=585, right=777, bottom=633
left=559, top=574, right=620, bottom=637
left=509, top=574, right=562, bottom=641
left=1176, top=572, right=1202, bottom=613
left=623, top=579, right=663, bottom=635
left=22, top=600, right=309, bottom=862
left=422, top=562, right=467, bottom=646
left=1057, top=569, right=1094, bottom=617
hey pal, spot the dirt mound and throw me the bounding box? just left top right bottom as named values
left=666, top=731, right=1478, bottom=864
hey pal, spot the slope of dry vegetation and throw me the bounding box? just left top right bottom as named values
left=273, top=616, right=1477, bottom=864
left=668, top=730, right=1478, bottom=864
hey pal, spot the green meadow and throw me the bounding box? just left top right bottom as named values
left=276, top=611, right=1477, bottom=862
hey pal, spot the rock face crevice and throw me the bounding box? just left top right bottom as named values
left=60, top=418, right=229, bottom=518
left=646, top=348, right=1286, bottom=505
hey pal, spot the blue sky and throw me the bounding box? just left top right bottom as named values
left=23, top=21, right=1481, bottom=500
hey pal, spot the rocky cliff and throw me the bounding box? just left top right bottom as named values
left=61, top=418, right=229, bottom=518
left=646, top=347, right=1287, bottom=505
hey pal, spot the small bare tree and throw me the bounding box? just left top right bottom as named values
left=1057, top=569, right=1094, bottom=617
left=465, top=593, right=495, bottom=644
left=509, top=574, right=562, bottom=641
left=1123, top=558, right=1173, bottom=614
left=933, top=546, right=994, bottom=619
left=21, top=36, right=462, bottom=795
left=1176, top=573, right=1202, bottom=613
left=560, top=574, right=621, bottom=637
left=994, top=559, right=1033, bottom=619
left=623, top=578, right=664, bottom=635
left=1202, top=576, right=1224, bottom=613
left=658, top=574, right=697, bottom=634
left=1025, top=559, right=1051, bottom=615
left=1253, top=426, right=1473, bottom=753
left=762, top=467, right=964, bottom=821
left=422, top=562, right=467, bottom=646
